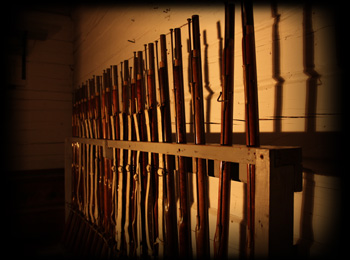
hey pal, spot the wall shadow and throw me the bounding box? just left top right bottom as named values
left=184, top=3, right=340, bottom=257
left=271, top=2, right=285, bottom=133
left=303, top=4, right=321, bottom=133
left=203, top=29, right=214, bottom=134
left=216, top=20, right=223, bottom=100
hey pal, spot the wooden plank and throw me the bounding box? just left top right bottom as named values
left=254, top=149, right=270, bottom=257
left=67, top=138, right=300, bottom=165
left=107, top=140, right=256, bottom=164
left=269, top=162, right=294, bottom=256
left=70, top=137, right=113, bottom=159
left=71, top=137, right=105, bottom=146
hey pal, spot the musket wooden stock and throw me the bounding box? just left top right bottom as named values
left=214, top=3, right=235, bottom=259
left=172, top=27, right=192, bottom=257
left=241, top=0, right=260, bottom=257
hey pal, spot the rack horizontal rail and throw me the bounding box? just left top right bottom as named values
left=68, top=137, right=300, bottom=166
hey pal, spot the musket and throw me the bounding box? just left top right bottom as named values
left=130, top=53, right=138, bottom=257
left=62, top=89, right=79, bottom=247
left=110, top=65, right=118, bottom=224
left=81, top=78, right=99, bottom=256
left=171, top=27, right=192, bottom=257
left=135, top=50, right=147, bottom=257
left=84, top=81, right=95, bottom=242
left=145, top=42, right=158, bottom=255
left=102, top=69, right=113, bottom=237
left=106, top=69, right=114, bottom=237
left=189, top=15, right=210, bottom=258
left=144, top=106, right=154, bottom=256
left=158, top=34, right=179, bottom=258
left=123, top=60, right=134, bottom=256
left=155, top=38, right=166, bottom=258
left=116, top=61, right=128, bottom=252
left=95, top=75, right=105, bottom=230
left=97, top=72, right=111, bottom=257
left=110, top=65, right=120, bottom=249
left=155, top=102, right=166, bottom=258
left=66, top=86, right=83, bottom=249
left=143, top=43, right=153, bottom=256
left=88, top=75, right=104, bottom=255
left=156, top=39, right=165, bottom=258
left=90, top=77, right=104, bottom=256
left=83, top=82, right=90, bottom=219
left=100, top=74, right=108, bottom=231
left=241, top=0, right=260, bottom=257
left=73, top=83, right=89, bottom=253
left=98, top=72, right=113, bottom=257
left=92, top=75, right=107, bottom=256
left=214, top=3, right=235, bottom=259
left=87, top=79, right=96, bottom=224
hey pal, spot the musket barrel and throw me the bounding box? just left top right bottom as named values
left=190, top=14, right=210, bottom=259
left=159, top=33, right=179, bottom=258
left=214, top=3, right=235, bottom=259
left=172, top=27, right=192, bottom=258
left=241, top=0, right=260, bottom=257
left=242, top=0, right=260, bottom=148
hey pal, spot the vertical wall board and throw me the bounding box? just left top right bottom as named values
left=9, top=8, right=73, bottom=171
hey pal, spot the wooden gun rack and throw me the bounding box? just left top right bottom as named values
left=64, top=137, right=302, bottom=257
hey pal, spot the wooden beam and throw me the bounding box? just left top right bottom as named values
left=68, top=137, right=300, bottom=166
left=107, top=140, right=256, bottom=164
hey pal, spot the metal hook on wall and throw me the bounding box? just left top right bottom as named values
left=217, top=92, right=228, bottom=102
